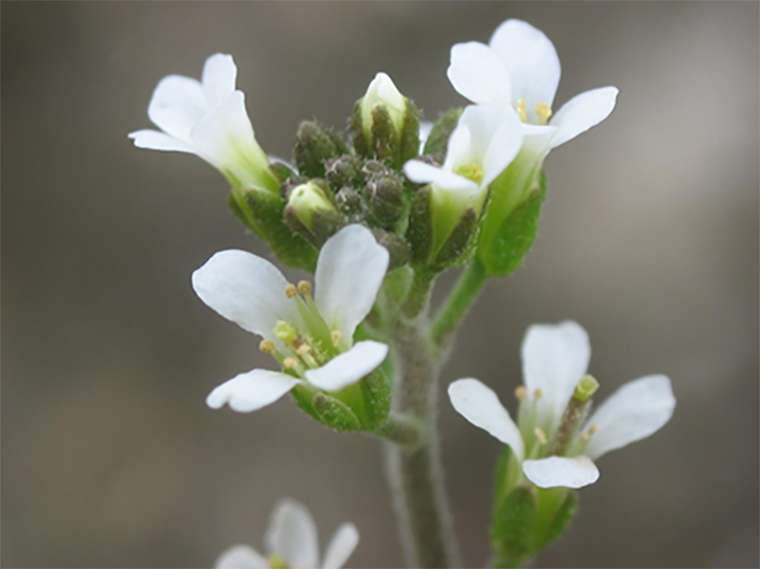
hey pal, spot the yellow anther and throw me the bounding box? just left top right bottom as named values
left=534, top=428, right=548, bottom=445
left=454, top=162, right=484, bottom=184
left=284, top=284, right=298, bottom=299
left=578, top=432, right=590, bottom=442
left=296, top=344, right=311, bottom=356
left=533, top=388, right=543, bottom=400
left=587, top=424, right=599, bottom=436
left=515, top=386, right=527, bottom=401
left=283, top=357, right=298, bottom=369
left=259, top=339, right=275, bottom=354
left=331, top=330, right=342, bottom=347
left=269, top=554, right=288, bottom=569
left=516, top=98, right=528, bottom=122
left=297, top=280, right=312, bottom=295
left=535, top=102, right=553, bottom=124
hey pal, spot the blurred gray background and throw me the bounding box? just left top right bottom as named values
left=2, top=2, right=758, bottom=568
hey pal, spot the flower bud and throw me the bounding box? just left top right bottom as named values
left=362, top=173, right=404, bottom=229
left=351, top=72, right=420, bottom=167
left=284, top=180, right=345, bottom=247
left=325, top=155, right=365, bottom=191
left=335, top=187, right=368, bottom=222
left=294, top=121, right=349, bottom=178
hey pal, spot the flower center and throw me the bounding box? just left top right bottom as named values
left=269, top=554, right=289, bottom=569
left=454, top=162, right=484, bottom=184
left=516, top=98, right=553, bottom=125
left=259, top=280, right=344, bottom=377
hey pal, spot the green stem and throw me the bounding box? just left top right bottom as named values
left=384, top=280, right=460, bottom=568
left=432, top=258, right=488, bottom=350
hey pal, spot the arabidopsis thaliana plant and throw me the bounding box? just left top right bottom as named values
left=129, top=53, right=278, bottom=192
left=215, top=498, right=359, bottom=569
left=448, top=19, right=618, bottom=155
left=403, top=104, right=522, bottom=249
left=193, top=224, right=390, bottom=412
left=449, top=321, right=675, bottom=489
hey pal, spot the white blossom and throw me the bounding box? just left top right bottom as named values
left=215, top=498, right=359, bottom=569
left=193, top=225, right=390, bottom=412
left=449, top=321, right=676, bottom=489
left=403, top=105, right=522, bottom=247
left=447, top=19, right=618, bottom=157
left=129, top=53, right=277, bottom=192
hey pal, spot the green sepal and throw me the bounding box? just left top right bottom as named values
left=312, top=392, right=363, bottom=432
left=325, top=155, right=365, bottom=192
left=372, top=229, right=410, bottom=271
left=268, top=161, right=296, bottom=185
left=236, top=188, right=318, bottom=272
left=359, top=368, right=392, bottom=429
left=478, top=172, right=547, bottom=277
left=423, top=108, right=462, bottom=158
left=406, top=185, right=434, bottom=268
left=369, top=104, right=397, bottom=163
left=542, top=489, right=579, bottom=548
left=399, top=98, right=421, bottom=166
left=294, top=120, right=348, bottom=179
left=432, top=206, right=478, bottom=270
left=350, top=100, right=370, bottom=158
left=363, top=173, right=404, bottom=229
left=290, top=384, right=321, bottom=422
left=491, top=486, right=537, bottom=567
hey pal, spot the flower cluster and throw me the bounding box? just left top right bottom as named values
left=130, top=17, right=674, bottom=569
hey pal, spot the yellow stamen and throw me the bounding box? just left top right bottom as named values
left=283, top=357, right=298, bottom=369
left=269, top=554, right=289, bottom=569
left=297, top=280, right=312, bottom=295
left=535, top=102, right=553, bottom=124
left=296, top=344, right=311, bottom=356
left=515, top=386, right=527, bottom=401
left=331, top=330, right=342, bottom=347
left=534, top=428, right=548, bottom=445
left=454, top=162, right=484, bottom=184
left=587, top=424, right=599, bottom=436
left=259, top=339, right=275, bottom=354
left=516, top=98, right=528, bottom=122
left=284, top=284, right=297, bottom=299
left=533, top=388, right=543, bottom=400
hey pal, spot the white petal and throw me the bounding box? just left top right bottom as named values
left=442, top=121, right=474, bottom=170
left=266, top=499, right=319, bottom=569
left=314, top=225, right=389, bottom=342
left=305, top=341, right=388, bottom=392
left=128, top=129, right=196, bottom=154
left=147, top=74, right=208, bottom=142
left=522, top=456, right=599, bottom=489
left=522, top=321, right=591, bottom=430
left=489, top=19, right=561, bottom=113
left=203, top=53, right=238, bottom=107
left=321, top=523, right=359, bottom=569
left=403, top=161, right=478, bottom=193
left=584, top=375, right=676, bottom=460
left=215, top=545, right=269, bottom=569
left=192, top=249, right=302, bottom=340
left=448, top=379, right=524, bottom=461
left=190, top=91, right=269, bottom=186
left=447, top=42, right=512, bottom=106
left=549, top=86, right=619, bottom=148
left=480, top=109, right=523, bottom=186
left=206, top=369, right=301, bottom=413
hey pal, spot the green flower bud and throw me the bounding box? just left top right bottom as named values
left=335, top=186, right=368, bottom=222
left=294, top=120, right=348, bottom=178
left=325, top=155, right=365, bottom=191
left=351, top=72, right=420, bottom=167
left=363, top=173, right=404, bottom=229
left=284, top=180, right=345, bottom=247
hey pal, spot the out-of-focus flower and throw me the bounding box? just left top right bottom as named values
left=449, top=321, right=676, bottom=488
left=215, top=498, right=359, bottom=569
left=193, top=224, right=389, bottom=413
left=129, top=53, right=278, bottom=192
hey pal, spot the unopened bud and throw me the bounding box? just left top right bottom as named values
left=363, top=173, right=404, bottom=228
left=287, top=181, right=337, bottom=231
left=294, top=121, right=348, bottom=178
left=325, top=155, right=365, bottom=191
left=335, top=187, right=367, bottom=221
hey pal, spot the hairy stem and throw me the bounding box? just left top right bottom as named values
left=432, top=258, right=488, bottom=351
left=385, top=290, right=460, bottom=568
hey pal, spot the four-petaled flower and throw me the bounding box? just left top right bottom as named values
left=447, top=19, right=618, bottom=156
left=193, top=224, right=390, bottom=412
left=129, top=53, right=278, bottom=192
left=449, top=321, right=676, bottom=489
left=403, top=104, right=523, bottom=250
left=215, top=498, right=359, bottom=569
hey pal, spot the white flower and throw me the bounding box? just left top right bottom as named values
left=403, top=105, right=523, bottom=247
left=447, top=19, right=618, bottom=154
left=215, top=498, right=359, bottom=569
left=193, top=224, right=390, bottom=413
left=360, top=72, right=407, bottom=139
left=448, top=321, right=676, bottom=489
left=129, top=53, right=278, bottom=192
